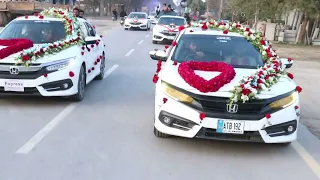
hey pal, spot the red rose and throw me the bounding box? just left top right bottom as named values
left=294, top=106, right=299, bottom=110
left=242, top=88, right=251, bottom=95
left=164, top=45, right=169, bottom=49
left=22, top=55, right=30, bottom=61
left=288, top=57, right=292, bottom=62
left=260, top=40, right=266, bottom=45
left=39, top=15, right=44, bottom=19
left=201, top=23, right=208, bottom=30
left=189, top=29, right=193, bottom=32
left=296, top=86, right=302, bottom=93
left=178, top=25, right=185, bottom=32
left=245, top=27, right=249, bottom=31
left=152, top=74, right=159, bottom=83
left=223, top=30, right=228, bottom=34
left=163, top=98, right=168, bottom=104
left=25, top=16, right=28, bottom=19
left=173, top=61, right=177, bottom=65
left=172, top=41, right=177, bottom=47
left=199, top=113, right=206, bottom=120
left=91, top=44, right=94, bottom=48
left=265, top=114, right=271, bottom=119
left=94, top=62, right=97, bottom=65
left=236, top=24, right=241, bottom=28
left=287, top=73, right=294, bottom=79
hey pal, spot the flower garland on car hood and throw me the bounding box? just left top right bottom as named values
left=16, top=8, right=84, bottom=66
left=154, top=20, right=303, bottom=104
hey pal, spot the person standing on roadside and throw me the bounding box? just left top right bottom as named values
left=73, top=7, right=79, bottom=17
left=112, top=9, right=118, bottom=20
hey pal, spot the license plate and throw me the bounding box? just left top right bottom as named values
left=216, top=120, right=244, bottom=134
left=167, top=36, right=175, bottom=40
left=4, top=80, right=24, bottom=92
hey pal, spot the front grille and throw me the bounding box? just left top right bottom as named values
left=130, top=22, right=142, bottom=25
left=195, top=96, right=267, bottom=114
left=196, top=128, right=263, bottom=142
left=162, top=32, right=177, bottom=36
left=0, top=64, right=46, bottom=79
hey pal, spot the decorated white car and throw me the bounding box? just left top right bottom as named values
left=0, top=8, right=105, bottom=101
left=150, top=21, right=302, bottom=145
left=124, top=12, right=151, bottom=31
left=148, top=12, right=157, bottom=24
left=152, top=15, right=186, bottom=44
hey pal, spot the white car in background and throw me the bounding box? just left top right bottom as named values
left=148, top=12, right=157, bottom=24
left=152, top=15, right=185, bottom=44
left=0, top=16, right=105, bottom=101
left=124, top=12, right=151, bottom=31
left=149, top=27, right=298, bottom=145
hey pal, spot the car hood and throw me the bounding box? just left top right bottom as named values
left=161, top=63, right=296, bottom=99
left=0, top=45, right=79, bottom=64
left=154, top=24, right=180, bottom=32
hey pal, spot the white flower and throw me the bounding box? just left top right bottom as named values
left=250, top=34, right=256, bottom=40
left=232, top=23, right=237, bottom=27
left=262, top=51, right=267, bottom=56
left=259, top=83, right=267, bottom=90
left=243, top=31, right=249, bottom=36
left=241, top=94, right=249, bottom=102
left=232, top=95, right=238, bottom=102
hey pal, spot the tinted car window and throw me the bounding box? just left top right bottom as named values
left=0, top=20, right=66, bottom=44
left=158, top=11, right=178, bottom=18
left=158, top=17, right=185, bottom=26
left=171, top=34, right=264, bottom=69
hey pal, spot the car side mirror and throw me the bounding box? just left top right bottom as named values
left=124, top=16, right=127, bottom=19
left=85, top=36, right=98, bottom=45
left=279, top=58, right=293, bottom=68
left=149, top=50, right=168, bottom=61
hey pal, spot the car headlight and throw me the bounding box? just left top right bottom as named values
left=46, top=58, right=74, bottom=71
left=161, top=81, right=194, bottom=103
left=269, top=91, right=298, bottom=109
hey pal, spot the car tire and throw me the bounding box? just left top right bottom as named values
left=125, top=28, right=128, bottom=30
left=95, top=53, right=105, bottom=80
left=69, top=65, right=86, bottom=101
left=152, top=40, right=157, bottom=44
left=153, top=126, right=170, bottom=138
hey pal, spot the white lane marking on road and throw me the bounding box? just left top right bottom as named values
left=292, top=141, right=320, bottom=178
left=125, top=49, right=135, bottom=56
left=138, top=40, right=144, bottom=44
left=145, top=35, right=149, bottom=38
left=16, top=104, right=76, bottom=154
left=16, top=65, right=119, bottom=154
left=103, top=64, right=119, bottom=79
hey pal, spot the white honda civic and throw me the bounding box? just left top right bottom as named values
left=0, top=9, right=105, bottom=101
left=124, top=12, right=151, bottom=31
left=149, top=22, right=302, bottom=145
left=152, top=15, right=186, bottom=44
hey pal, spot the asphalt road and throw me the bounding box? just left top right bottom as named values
left=1, top=26, right=320, bottom=180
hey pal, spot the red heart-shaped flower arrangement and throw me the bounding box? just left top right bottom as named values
left=0, top=39, right=34, bottom=59
left=178, top=61, right=236, bottom=93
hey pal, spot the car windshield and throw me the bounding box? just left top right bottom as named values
left=158, top=17, right=185, bottom=26
left=171, top=34, right=264, bottom=69
left=150, top=12, right=156, bottom=16
left=0, top=20, right=66, bottom=44
left=129, top=13, right=146, bottom=19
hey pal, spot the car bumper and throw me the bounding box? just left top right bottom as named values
left=153, top=31, right=176, bottom=42
left=125, top=23, right=148, bottom=29
left=154, top=91, right=299, bottom=144
left=0, top=64, right=81, bottom=97
left=151, top=19, right=157, bottom=24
